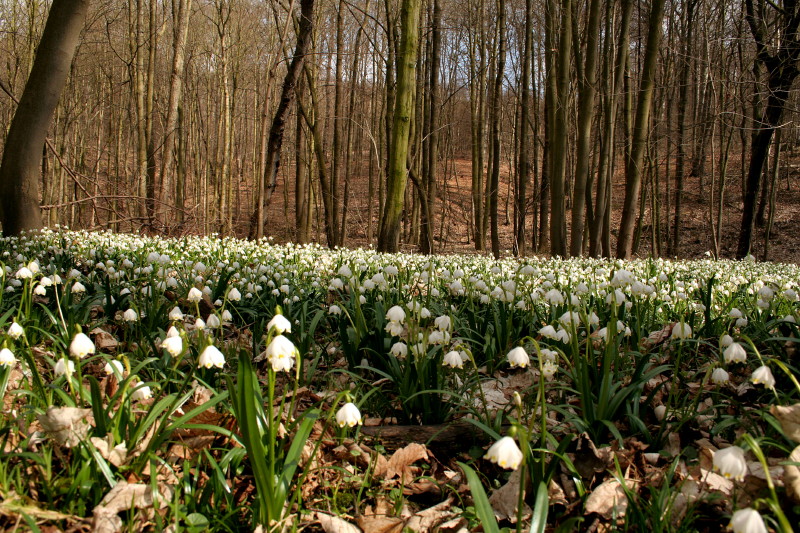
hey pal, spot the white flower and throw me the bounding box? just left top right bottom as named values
left=328, top=305, right=342, bottom=315
left=335, top=402, right=362, bottom=428
left=198, top=345, right=225, bottom=369
left=711, top=367, right=730, bottom=385
left=729, top=308, right=743, bottom=319
left=206, top=314, right=221, bottom=329
left=384, top=265, right=398, bottom=276
left=221, top=310, right=233, bottom=323
left=735, top=317, right=748, bottom=328
left=72, top=281, right=86, bottom=293
left=169, top=306, right=184, bottom=321
left=750, top=365, right=775, bottom=390
left=484, top=436, right=523, bottom=470
left=267, top=314, right=292, bottom=334
left=166, top=325, right=180, bottom=338
left=443, top=350, right=463, bottom=368
left=265, top=335, right=298, bottom=373
left=723, top=343, right=747, bottom=364
left=337, top=265, right=352, bottom=277
left=70, top=333, right=95, bottom=359
left=434, top=315, right=452, bottom=331
left=194, top=318, right=206, bottom=330
left=227, top=287, right=242, bottom=301
left=8, top=322, right=24, bottom=340
left=542, top=360, right=558, bottom=380
left=33, top=284, right=46, bottom=296
left=720, top=334, right=734, bottom=348
left=390, top=342, right=408, bottom=359
left=539, top=325, right=558, bottom=340
left=123, top=309, right=138, bottom=322
left=671, top=322, right=692, bottom=340
left=15, top=267, right=33, bottom=279
left=187, top=287, right=203, bottom=303
left=161, top=336, right=183, bottom=357
left=713, top=446, right=748, bottom=481
left=385, top=305, right=406, bottom=323
left=507, top=347, right=529, bottom=369
left=385, top=321, right=404, bottom=337
left=104, top=359, right=124, bottom=377
left=54, top=358, right=75, bottom=377
left=728, top=508, right=767, bottom=533
left=428, top=330, right=450, bottom=345
left=130, top=383, right=152, bottom=401
left=654, top=405, right=667, bottom=421
left=0, top=348, right=16, bottom=367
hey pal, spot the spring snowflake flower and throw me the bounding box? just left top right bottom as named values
left=104, top=360, right=124, bottom=377
left=485, top=436, right=524, bottom=470
left=265, top=335, right=298, bottom=373
left=130, top=383, right=152, bottom=401
left=187, top=287, right=203, bottom=303
left=267, top=314, right=292, bottom=334
left=385, top=321, right=404, bottom=337
left=654, top=405, right=667, bottom=421
left=0, top=348, right=16, bottom=367
left=750, top=365, right=775, bottom=390
left=123, top=309, right=138, bottom=322
left=390, top=342, right=408, bottom=359
left=507, top=347, right=529, bottom=369
left=728, top=508, right=767, bottom=533
left=227, top=287, right=242, bottom=301
left=162, top=336, right=183, bottom=357
left=54, top=358, right=75, bottom=377
left=443, top=350, right=463, bottom=368
left=33, top=284, right=46, bottom=296
left=539, top=325, right=558, bottom=340
left=711, top=367, right=730, bottom=385
left=206, top=314, right=221, bottom=329
left=713, top=446, right=748, bottom=481
left=70, top=333, right=95, bottom=359
left=168, top=306, right=184, bottom=321
left=723, top=343, right=747, bottom=364
left=729, top=308, right=743, bottom=319
left=720, top=334, right=734, bottom=348
left=385, top=305, right=406, bottom=323
left=72, top=281, right=86, bottom=293
left=671, top=322, right=692, bottom=340
left=336, top=402, right=362, bottom=428
left=8, top=322, right=24, bottom=340
left=221, top=309, right=233, bottom=323
left=328, top=305, right=342, bottom=315
left=15, top=267, right=33, bottom=280
left=542, top=360, right=558, bottom=380
left=434, top=315, right=452, bottom=331
left=198, top=345, right=225, bottom=369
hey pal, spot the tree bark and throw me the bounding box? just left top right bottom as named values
left=616, top=0, right=667, bottom=259
left=378, top=0, right=421, bottom=253
left=0, top=0, right=88, bottom=235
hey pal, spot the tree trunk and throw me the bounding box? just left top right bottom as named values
left=616, top=0, right=667, bottom=259
left=250, top=0, right=315, bottom=239
left=419, top=0, right=441, bottom=255
left=158, top=0, right=192, bottom=225
left=378, top=0, right=421, bottom=253
left=570, top=0, right=601, bottom=256
left=489, top=0, right=506, bottom=259
left=514, top=0, right=532, bottom=256
left=0, top=0, right=88, bottom=235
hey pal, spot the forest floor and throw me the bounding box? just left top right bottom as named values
left=253, top=153, right=800, bottom=264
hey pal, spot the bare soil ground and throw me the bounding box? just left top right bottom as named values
left=249, top=154, right=800, bottom=263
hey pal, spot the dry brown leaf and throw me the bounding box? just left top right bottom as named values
left=784, top=445, right=800, bottom=503
left=771, top=404, right=800, bottom=444
left=91, top=328, right=119, bottom=350
left=90, top=437, right=129, bottom=467
left=644, top=324, right=673, bottom=347
left=37, top=406, right=93, bottom=447
left=384, top=443, right=428, bottom=484
left=405, top=497, right=456, bottom=531
left=699, top=468, right=733, bottom=496
left=316, top=512, right=362, bottom=533
left=584, top=477, right=637, bottom=519
left=0, top=491, right=77, bottom=521
left=488, top=470, right=530, bottom=523
left=356, top=506, right=404, bottom=533
left=92, top=481, right=174, bottom=533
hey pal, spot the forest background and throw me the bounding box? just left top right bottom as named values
left=0, top=0, right=798, bottom=262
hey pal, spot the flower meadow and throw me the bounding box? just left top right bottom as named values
left=0, top=228, right=799, bottom=532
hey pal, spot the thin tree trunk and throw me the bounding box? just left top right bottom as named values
left=0, top=0, right=88, bottom=235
